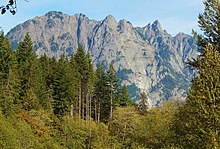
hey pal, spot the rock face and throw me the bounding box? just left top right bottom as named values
left=6, top=11, right=198, bottom=106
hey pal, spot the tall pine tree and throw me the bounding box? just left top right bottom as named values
left=0, top=33, right=19, bottom=116
left=16, top=33, right=40, bottom=110
left=85, top=52, right=95, bottom=119
left=138, top=92, right=148, bottom=115
left=38, top=54, right=54, bottom=110
left=73, top=45, right=88, bottom=120
left=118, top=85, right=132, bottom=107
left=174, top=45, right=220, bottom=148
left=193, top=0, right=220, bottom=52
left=52, top=55, right=74, bottom=116
left=105, top=63, right=120, bottom=121
left=93, top=64, right=107, bottom=123
left=69, top=55, right=80, bottom=117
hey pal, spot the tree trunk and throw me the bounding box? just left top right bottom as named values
left=79, top=80, right=81, bottom=119
left=86, top=90, right=89, bottom=120
left=98, top=102, right=100, bottom=123
left=70, top=104, right=73, bottom=117
left=89, top=93, right=92, bottom=119
left=82, top=91, right=84, bottom=120
left=110, top=82, right=113, bottom=120
left=94, top=98, right=97, bottom=123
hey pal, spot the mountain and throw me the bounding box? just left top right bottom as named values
left=6, top=11, right=198, bottom=106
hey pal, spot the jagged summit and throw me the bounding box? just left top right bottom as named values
left=104, top=15, right=115, bottom=21
left=6, top=12, right=197, bottom=106
left=152, top=20, right=163, bottom=32
left=102, top=15, right=117, bottom=28
left=45, top=11, right=64, bottom=16
left=141, top=20, right=163, bottom=33
left=75, top=13, right=88, bottom=19
left=175, top=32, right=191, bottom=39
left=117, top=19, right=134, bottom=30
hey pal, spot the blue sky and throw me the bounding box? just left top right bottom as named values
left=0, top=0, right=204, bottom=36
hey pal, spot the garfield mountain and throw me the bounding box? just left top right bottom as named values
left=6, top=11, right=197, bottom=106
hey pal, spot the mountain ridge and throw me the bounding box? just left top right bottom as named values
left=6, top=11, right=198, bottom=106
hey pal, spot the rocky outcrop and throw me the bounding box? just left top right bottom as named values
left=6, top=11, right=198, bottom=106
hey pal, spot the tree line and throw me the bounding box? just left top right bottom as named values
left=0, top=32, right=136, bottom=122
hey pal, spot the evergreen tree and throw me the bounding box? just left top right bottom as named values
left=85, top=52, right=95, bottom=119
left=69, top=55, right=80, bottom=117
left=39, top=55, right=57, bottom=89
left=118, top=85, right=132, bottom=107
left=93, top=64, right=107, bottom=123
left=44, top=56, right=57, bottom=106
left=0, top=33, right=19, bottom=115
left=52, top=55, right=74, bottom=116
left=73, top=45, right=89, bottom=120
left=38, top=54, right=54, bottom=110
left=34, top=58, right=50, bottom=110
left=174, top=1, right=220, bottom=147
left=174, top=45, right=220, bottom=148
left=16, top=33, right=43, bottom=110
left=0, top=33, right=11, bottom=81
left=138, top=92, right=148, bottom=115
left=193, top=0, right=220, bottom=52
left=105, top=63, right=120, bottom=121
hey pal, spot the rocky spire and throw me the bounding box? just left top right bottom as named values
left=152, top=20, right=163, bottom=32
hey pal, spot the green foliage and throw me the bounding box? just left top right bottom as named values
left=0, top=30, right=185, bottom=149
left=53, top=55, right=74, bottom=116
left=109, top=106, right=142, bottom=148
left=194, top=0, right=220, bottom=52
left=138, top=92, right=148, bottom=114
left=171, top=0, right=220, bottom=148
left=174, top=45, right=220, bottom=148
left=118, top=85, right=133, bottom=107
left=105, top=63, right=120, bottom=119
left=38, top=55, right=53, bottom=110
left=0, top=33, right=20, bottom=116
left=0, top=111, right=20, bottom=149
left=93, top=64, right=107, bottom=123
left=16, top=33, right=41, bottom=110
left=0, top=109, right=62, bottom=149
left=93, top=63, right=122, bottom=123
left=136, top=101, right=178, bottom=148
left=74, top=45, right=89, bottom=120
left=62, top=116, right=113, bottom=149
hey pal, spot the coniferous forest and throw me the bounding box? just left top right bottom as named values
left=0, top=0, right=220, bottom=148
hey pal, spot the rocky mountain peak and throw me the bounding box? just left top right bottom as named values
left=146, top=23, right=151, bottom=30
left=75, top=13, right=87, bottom=19
left=117, top=19, right=134, bottom=31
left=175, top=32, right=191, bottom=40
left=152, top=20, right=163, bottom=33
left=45, top=11, right=63, bottom=17
left=101, top=15, right=117, bottom=29
left=45, top=11, right=65, bottom=20
left=103, top=15, right=116, bottom=23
